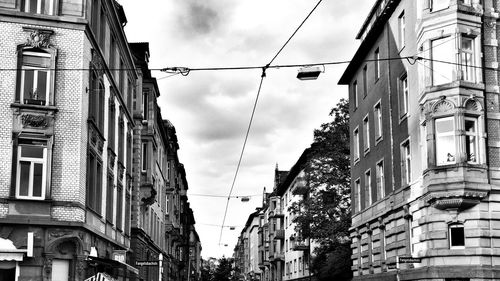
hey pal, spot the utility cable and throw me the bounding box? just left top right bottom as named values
left=218, top=70, right=266, bottom=247
left=217, top=0, right=323, bottom=248
left=189, top=193, right=262, bottom=198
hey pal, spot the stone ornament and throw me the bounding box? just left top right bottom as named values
left=24, top=28, right=53, bottom=48
left=21, top=114, right=48, bottom=128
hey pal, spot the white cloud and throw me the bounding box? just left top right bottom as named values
left=120, top=0, right=373, bottom=259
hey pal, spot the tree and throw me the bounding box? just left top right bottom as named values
left=212, top=257, right=234, bottom=281
left=289, top=98, right=352, bottom=280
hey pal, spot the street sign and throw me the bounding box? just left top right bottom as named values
left=398, top=256, right=421, bottom=263
left=135, top=261, right=159, bottom=266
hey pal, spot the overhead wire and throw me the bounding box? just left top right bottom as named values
left=217, top=0, right=325, bottom=247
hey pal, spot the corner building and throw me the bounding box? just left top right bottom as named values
left=0, top=0, right=139, bottom=280
left=340, top=0, right=500, bottom=280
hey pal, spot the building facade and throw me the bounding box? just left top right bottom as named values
left=0, top=1, right=201, bottom=280
left=0, top=0, right=138, bottom=279
left=340, top=0, right=500, bottom=280
left=237, top=154, right=315, bottom=281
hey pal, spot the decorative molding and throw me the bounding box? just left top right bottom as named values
left=433, top=99, right=454, bottom=113
left=23, top=28, right=53, bottom=48
left=425, top=191, right=488, bottom=211
left=464, top=99, right=480, bottom=111
left=91, top=50, right=104, bottom=77
left=21, top=114, right=48, bottom=128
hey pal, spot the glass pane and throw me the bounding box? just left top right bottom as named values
left=450, top=226, right=465, bottom=246
left=466, top=136, right=477, bottom=162
left=432, top=37, right=454, bottom=85
left=19, top=161, right=31, bottom=196
left=28, top=0, right=37, bottom=13
left=465, top=119, right=476, bottom=133
left=40, top=0, right=51, bottom=15
left=433, top=0, right=450, bottom=11
left=436, top=135, right=455, bottom=165
left=23, top=54, right=50, bottom=68
left=33, top=163, right=43, bottom=197
left=36, top=70, right=48, bottom=103
left=23, top=70, right=35, bottom=100
left=21, top=145, right=44, bottom=159
left=436, top=118, right=454, bottom=134
left=462, top=38, right=473, bottom=51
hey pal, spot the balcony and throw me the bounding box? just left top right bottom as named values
left=274, top=229, right=285, bottom=240
left=269, top=209, right=284, bottom=218
left=292, top=241, right=309, bottom=251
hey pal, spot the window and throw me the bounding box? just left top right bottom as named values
left=435, top=117, right=456, bottom=165
left=352, top=81, right=358, bottom=108
left=399, top=74, right=409, bottom=117
left=363, top=65, right=368, bottom=97
left=421, top=123, right=428, bottom=170
left=431, top=37, right=454, bottom=85
left=106, top=175, right=114, bottom=223
left=363, top=116, right=370, bottom=151
left=51, top=259, right=69, bottom=281
left=449, top=223, right=465, bottom=248
left=108, top=97, right=115, bottom=150
left=398, top=11, right=405, bottom=48
left=374, top=102, right=382, bottom=140
left=141, top=142, right=148, bottom=172
left=116, top=185, right=123, bottom=230
left=401, top=140, right=411, bottom=185
left=375, top=48, right=380, bottom=80
left=15, top=139, right=47, bottom=199
left=431, top=0, right=450, bottom=11
left=118, top=117, right=124, bottom=165
left=19, top=50, right=52, bottom=106
left=294, top=259, right=297, bottom=273
left=143, top=91, right=149, bottom=121
left=381, top=228, right=386, bottom=261
left=353, top=128, right=360, bottom=160
left=23, top=0, right=54, bottom=15
left=409, top=217, right=415, bottom=254
left=465, top=117, right=479, bottom=163
left=299, top=257, right=302, bottom=272
left=87, top=152, right=103, bottom=213
left=354, top=179, right=361, bottom=212
left=89, top=70, right=105, bottom=132
left=365, top=170, right=372, bottom=206
left=460, top=0, right=471, bottom=4
left=460, top=36, right=475, bottom=82
left=376, top=160, right=385, bottom=201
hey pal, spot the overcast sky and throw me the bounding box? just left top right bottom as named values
left=120, top=0, right=374, bottom=259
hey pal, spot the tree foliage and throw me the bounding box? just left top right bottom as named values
left=201, top=257, right=236, bottom=281
left=289, top=98, right=351, bottom=280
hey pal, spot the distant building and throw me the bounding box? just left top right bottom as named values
left=340, top=0, right=500, bottom=280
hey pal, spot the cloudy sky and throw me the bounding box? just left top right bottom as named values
left=119, top=0, right=374, bottom=258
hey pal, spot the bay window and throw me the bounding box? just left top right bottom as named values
left=16, top=139, right=48, bottom=199
left=431, top=37, right=454, bottom=86
left=435, top=117, right=456, bottom=165
left=353, top=128, right=360, bottom=161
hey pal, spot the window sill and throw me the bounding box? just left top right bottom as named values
left=399, top=113, right=409, bottom=124
left=11, top=102, right=58, bottom=112
left=354, top=158, right=360, bottom=166
left=375, top=136, right=383, bottom=145
left=8, top=197, right=50, bottom=203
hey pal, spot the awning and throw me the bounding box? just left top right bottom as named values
left=84, top=272, right=117, bottom=281
left=87, top=256, right=139, bottom=275
left=0, top=238, right=26, bottom=261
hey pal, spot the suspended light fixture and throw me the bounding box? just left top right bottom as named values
left=297, top=65, right=324, bottom=80
left=240, top=197, right=250, bottom=202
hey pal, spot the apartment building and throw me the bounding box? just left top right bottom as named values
left=339, top=0, right=500, bottom=280
left=0, top=0, right=138, bottom=279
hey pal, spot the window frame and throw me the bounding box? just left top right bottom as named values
left=17, top=47, right=57, bottom=107
left=398, top=11, right=405, bottom=49
left=22, top=0, right=56, bottom=15
left=464, top=116, right=479, bottom=164
left=352, top=80, right=358, bottom=109
left=449, top=223, right=465, bottom=249
left=363, top=115, right=370, bottom=153
left=15, top=139, right=48, bottom=200
left=401, top=139, right=411, bottom=186
left=363, top=65, right=368, bottom=98
left=376, top=159, right=385, bottom=201
left=353, top=127, right=360, bottom=162
left=354, top=178, right=361, bottom=212
left=374, top=48, right=380, bottom=80
left=374, top=101, right=383, bottom=142
left=431, top=0, right=450, bottom=11
left=435, top=116, right=456, bottom=166
left=399, top=73, right=409, bottom=119
left=459, top=36, right=476, bottom=83
left=365, top=169, right=372, bottom=207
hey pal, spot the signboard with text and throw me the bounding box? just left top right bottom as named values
left=398, top=256, right=422, bottom=263
left=135, top=261, right=159, bottom=266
